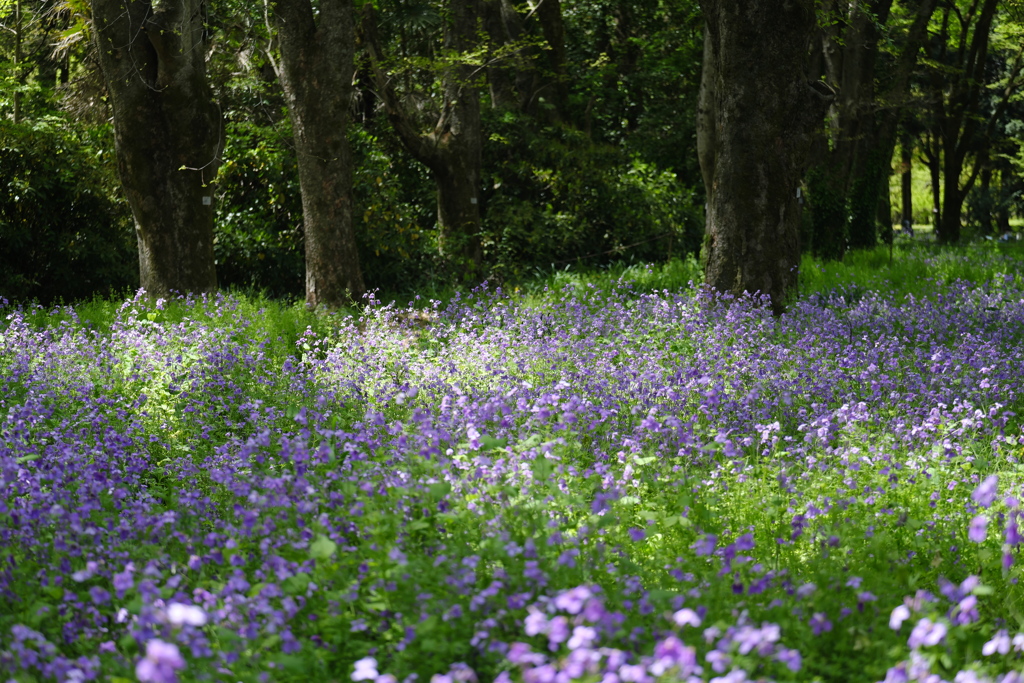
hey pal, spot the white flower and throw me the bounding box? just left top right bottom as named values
left=166, top=602, right=207, bottom=627
left=352, top=657, right=379, bottom=682
left=889, top=605, right=911, bottom=631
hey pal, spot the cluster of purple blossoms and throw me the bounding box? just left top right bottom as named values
left=2, top=271, right=1024, bottom=682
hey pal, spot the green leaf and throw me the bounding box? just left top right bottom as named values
left=428, top=482, right=452, bottom=500
left=480, top=434, right=507, bottom=451
left=283, top=573, right=312, bottom=596
left=310, top=535, right=337, bottom=561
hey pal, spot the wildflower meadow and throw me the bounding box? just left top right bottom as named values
left=3, top=245, right=1024, bottom=683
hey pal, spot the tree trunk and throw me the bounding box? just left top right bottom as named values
left=926, top=0, right=1007, bottom=244
left=270, top=0, right=365, bottom=308
left=90, top=0, right=220, bottom=297
left=363, top=0, right=484, bottom=278
left=698, top=0, right=831, bottom=314
left=533, top=0, right=569, bottom=122
left=13, top=0, right=22, bottom=124
left=977, top=152, right=993, bottom=236
left=809, top=0, right=935, bottom=251
left=940, top=147, right=964, bottom=243
left=901, top=136, right=913, bottom=228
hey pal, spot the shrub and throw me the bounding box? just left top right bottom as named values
left=0, top=118, right=136, bottom=304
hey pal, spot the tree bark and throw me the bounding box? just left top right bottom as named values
left=363, top=0, right=484, bottom=275
left=926, top=0, right=1020, bottom=244
left=90, top=0, right=220, bottom=297
left=808, top=0, right=935, bottom=252
left=901, top=135, right=913, bottom=228
left=698, top=0, right=831, bottom=314
left=269, top=0, right=365, bottom=308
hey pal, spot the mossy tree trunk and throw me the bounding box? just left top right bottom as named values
left=697, top=0, right=831, bottom=314
left=90, top=0, right=220, bottom=297
left=269, top=0, right=366, bottom=309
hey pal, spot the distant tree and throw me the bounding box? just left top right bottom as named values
left=90, top=0, right=221, bottom=296
left=480, top=0, right=568, bottom=122
left=697, top=0, right=832, bottom=313
left=363, top=0, right=485, bottom=278
left=266, top=0, right=365, bottom=308
left=806, top=0, right=937, bottom=256
left=917, top=0, right=1024, bottom=244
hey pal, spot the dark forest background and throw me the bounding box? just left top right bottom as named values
left=1, top=0, right=1023, bottom=305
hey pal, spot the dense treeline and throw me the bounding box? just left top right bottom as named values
left=0, top=0, right=1022, bottom=305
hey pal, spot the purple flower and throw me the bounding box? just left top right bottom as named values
left=628, top=528, right=646, bottom=542
left=810, top=613, right=832, bottom=636
left=1007, top=518, right=1021, bottom=546
left=692, top=534, right=717, bottom=556
left=553, top=586, right=594, bottom=615
left=775, top=647, right=802, bottom=672
left=969, top=515, right=989, bottom=543
left=907, top=618, right=947, bottom=649
left=705, top=650, right=729, bottom=674
left=71, top=561, right=99, bottom=583
left=524, top=608, right=548, bottom=636
left=506, top=643, right=545, bottom=666
left=88, top=586, right=111, bottom=606
left=166, top=603, right=206, bottom=627
left=135, top=640, right=185, bottom=683
left=523, top=664, right=557, bottom=683
left=972, top=475, right=999, bottom=508
left=617, top=664, right=649, bottom=683
left=547, top=616, right=570, bottom=648
left=567, top=626, right=597, bottom=650
left=113, top=567, right=134, bottom=598
left=652, top=635, right=697, bottom=675
left=953, top=595, right=979, bottom=625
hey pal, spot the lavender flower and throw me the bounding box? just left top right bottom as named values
left=969, top=515, right=989, bottom=543
left=971, top=475, right=999, bottom=508
left=135, top=640, right=185, bottom=683
left=907, top=618, right=948, bottom=649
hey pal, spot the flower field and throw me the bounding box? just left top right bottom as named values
left=3, top=250, right=1024, bottom=683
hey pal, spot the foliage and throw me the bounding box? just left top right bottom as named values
left=0, top=118, right=136, bottom=304
left=351, top=127, right=438, bottom=293
left=214, top=119, right=305, bottom=299
left=483, top=114, right=703, bottom=283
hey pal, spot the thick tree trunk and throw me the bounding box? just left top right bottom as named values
left=90, top=0, right=220, bottom=297
left=698, top=0, right=830, bottom=313
left=270, top=0, right=365, bottom=308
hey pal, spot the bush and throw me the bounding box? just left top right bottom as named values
left=0, top=118, right=136, bottom=304
left=214, top=119, right=306, bottom=299
left=482, top=114, right=703, bottom=282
